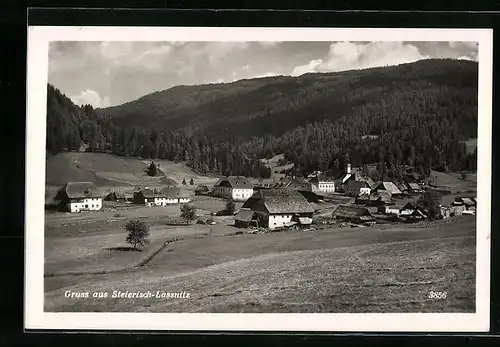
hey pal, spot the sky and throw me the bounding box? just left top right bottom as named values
left=48, top=41, right=478, bottom=108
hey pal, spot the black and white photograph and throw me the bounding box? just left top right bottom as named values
left=25, top=27, right=492, bottom=332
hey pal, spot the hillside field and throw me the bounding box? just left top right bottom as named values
left=45, top=152, right=219, bottom=204
left=44, top=214, right=476, bottom=313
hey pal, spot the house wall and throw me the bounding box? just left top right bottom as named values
left=154, top=197, right=179, bottom=206
left=212, top=186, right=232, bottom=199
left=399, top=209, right=415, bottom=216
left=379, top=205, right=400, bottom=215
left=360, top=187, right=371, bottom=196
left=68, top=198, right=102, bottom=212
left=267, top=214, right=293, bottom=229
left=317, top=181, right=335, bottom=193
left=179, top=197, right=191, bottom=203
left=232, top=188, right=254, bottom=201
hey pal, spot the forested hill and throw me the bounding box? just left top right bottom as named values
left=46, top=58, right=478, bottom=179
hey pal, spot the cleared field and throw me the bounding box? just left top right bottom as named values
left=44, top=216, right=476, bottom=313
left=429, top=170, right=477, bottom=194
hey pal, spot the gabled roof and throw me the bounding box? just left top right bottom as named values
left=216, top=176, right=254, bottom=189
left=63, top=182, right=101, bottom=199
left=136, top=188, right=155, bottom=198
left=235, top=209, right=255, bottom=222
left=372, top=181, right=402, bottom=195
left=243, top=189, right=314, bottom=214
left=408, top=183, right=421, bottom=190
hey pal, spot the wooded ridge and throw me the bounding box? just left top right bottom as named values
left=46, top=58, right=478, bottom=179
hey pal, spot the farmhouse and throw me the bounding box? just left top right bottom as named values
left=241, top=189, right=315, bottom=229
left=212, top=176, right=254, bottom=202
left=344, top=180, right=371, bottom=197
left=308, top=173, right=336, bottom=194
left=331, top=205, right=375, bottom=224
left=134, top=186, right=190, bottom=206
left=56, top=182, right=103, bottom=213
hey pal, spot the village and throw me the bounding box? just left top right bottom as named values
left=48, top=161, right=477, bottom=234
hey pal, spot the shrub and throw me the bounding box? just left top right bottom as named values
left=125, top=219, right=150, bottom=250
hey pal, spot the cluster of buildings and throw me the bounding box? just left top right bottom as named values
left=51, top=181, right=191, bottom=213
left=211, top=163, right=477, bottom=230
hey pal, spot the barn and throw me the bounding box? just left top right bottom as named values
left=242, top=189, right=314, bottom=229
left=331, top=205, right=375, bottom=224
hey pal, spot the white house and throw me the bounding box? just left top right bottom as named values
left=344, top=180, right=371, bottom=197
left=241, top=189, right=314, bottom=229
left=134, top=186, right=190, bottom=206
left=212, top=176, right=254, bottom=202
left=308, top=174, right=336, bottom=194
left=56, top=182, right=103, bottom=213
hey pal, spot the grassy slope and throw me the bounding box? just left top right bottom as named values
left=45, top=216, right=475, bottom=313
left=45, top=153, right=218, bottom=203
left=429, top=170, right=477, bottom=194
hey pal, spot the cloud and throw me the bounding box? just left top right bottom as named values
left=291, top=41, right=429, bottom=76
left=99, top=42, right=173, bottom=70
left=70, top=89, right=111, bottom=108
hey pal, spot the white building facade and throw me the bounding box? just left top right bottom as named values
left=212, top=176, right=254, bottom=202
left=68, top=197, right=102, bottom=213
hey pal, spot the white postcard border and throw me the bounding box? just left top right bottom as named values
left=25, top=26, right=493, bottom=332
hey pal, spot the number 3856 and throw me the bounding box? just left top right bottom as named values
left=428, top=291, right=447, bottom=299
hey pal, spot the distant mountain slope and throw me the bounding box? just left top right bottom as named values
left=97, top=59, right=478, bottom=142
left=47, top=59, right=478, bottom=178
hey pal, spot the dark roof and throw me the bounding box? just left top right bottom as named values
left=216, top=176, right=254, bottom=189
left=401, top=202, right=417, bottom=210
left=137, top=188, right=155, bottom=198
left=235, top=209, right=255, bottom=222
left=243, top=189, right=314, bottom=214
left=332, top=205, right=373, bottom=218
left=63, top=182, right=101, bottom=199
left=106, top=191, right=126, bottom=199
left=345, top=180, right=370, bottom=189
left=396, top=182, right=408, bottom=191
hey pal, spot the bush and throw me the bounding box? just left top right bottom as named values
left=125, top=219, right=150, bottom=250
left=197, top=219, right=206, bottom=225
